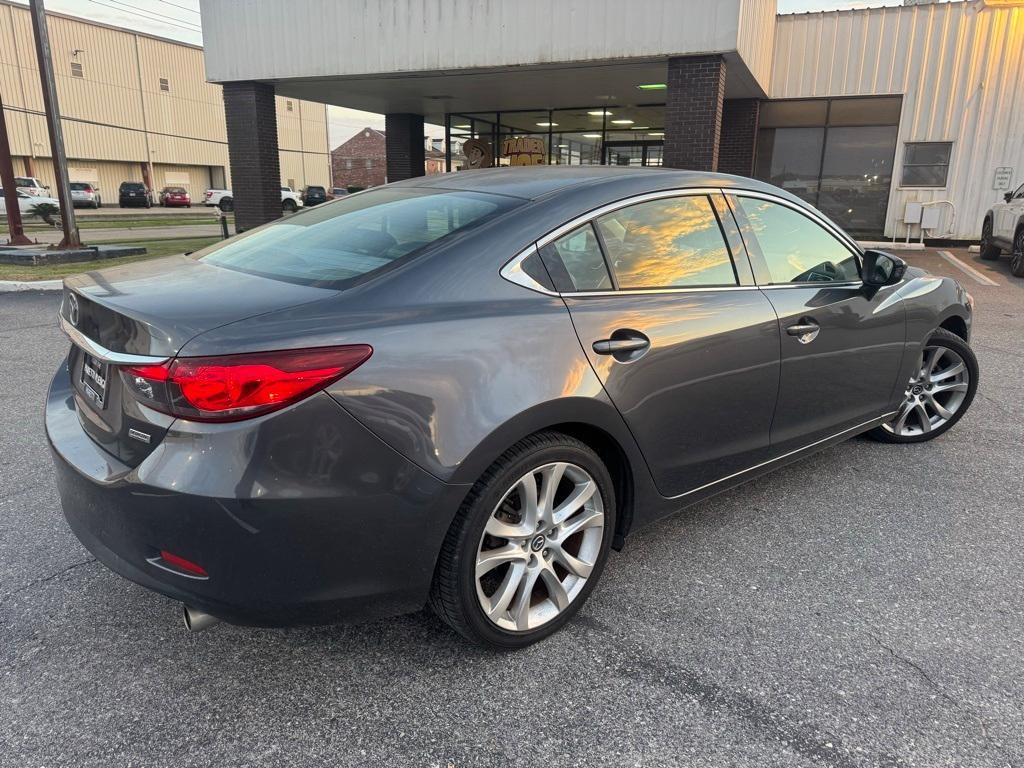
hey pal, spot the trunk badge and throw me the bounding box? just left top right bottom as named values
left=128, top=428, right=151, bottom=444
left=67, top=293, right=79, bottom=326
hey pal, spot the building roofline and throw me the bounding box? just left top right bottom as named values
left=0, top=0, right=204, bottom=51
left=776, top=0, right=966, bottom=18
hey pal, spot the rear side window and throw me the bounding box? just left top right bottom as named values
left=595, top=195, right=737, bottom=289
left=539, top=223, right=611, bottom=292
left=733, top=197, right=860, bottom=284
left=198, top=188, right=519, bottom=287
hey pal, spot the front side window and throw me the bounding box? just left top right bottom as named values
left=902, top=142, right=952, bottom=188
left=595, top=195, right=736, bottom=289
left=539, top=223, right=611, bottom=292
left=734, top=197, right=860, bottom=284
left=198, top=187, right=519, bottom=287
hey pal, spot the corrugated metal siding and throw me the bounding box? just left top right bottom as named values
left=0, top=0, right=329, bottom=190
left=737, top=0, right=777, bottom=91
left=199, top=0, right=768, bottom=90
left=772, top=3, right=1024, bottom=239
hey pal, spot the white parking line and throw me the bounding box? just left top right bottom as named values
left=937, top=250, right=999, bottom=287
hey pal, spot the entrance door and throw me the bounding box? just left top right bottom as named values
left=604, top=142, right=664, bottom=168
left=727, top=193, right=906, bottom=453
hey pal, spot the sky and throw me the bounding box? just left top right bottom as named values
left=10, top=0, right=906, bottom=147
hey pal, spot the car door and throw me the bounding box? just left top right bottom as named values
left=726, top=193, right=906, bottom=454
left=1002, top=184, right=1024, bottom=242
left=540, top=191, right=781, bottom=498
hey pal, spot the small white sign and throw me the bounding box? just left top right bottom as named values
left=993, top=167, right=1013, bottom=190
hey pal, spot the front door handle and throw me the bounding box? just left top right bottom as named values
left=592, top=330, right=650, bottom=362
left=786, top=321, right=821, bottom=344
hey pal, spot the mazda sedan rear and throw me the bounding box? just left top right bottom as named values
left=47, top=167, right=976, bottom=648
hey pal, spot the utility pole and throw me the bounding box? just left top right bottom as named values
left=29, top=0, right=81, bottom=248
left=0, top=94, right=33, bottom=246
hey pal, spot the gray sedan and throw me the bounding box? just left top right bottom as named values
left=46, top=167, right=977, bottom=648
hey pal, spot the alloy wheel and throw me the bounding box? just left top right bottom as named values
left=883, top=344, right=970, bottom=437
left=1012, top=230, right=1024, bottom=277
left=475, top=462, right=604, bottom=632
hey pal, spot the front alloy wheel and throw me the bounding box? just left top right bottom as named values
left=430, top=432, right=615, bottom=648
left=1011, top=228, right=1024, bottom=278
left=868, top=328, right=977, bottom=443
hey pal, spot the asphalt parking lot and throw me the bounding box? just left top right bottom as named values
left=1, top=248, right=1021, bottom=767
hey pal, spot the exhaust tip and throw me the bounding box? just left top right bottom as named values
left=182, top=604, right=220, bottom=633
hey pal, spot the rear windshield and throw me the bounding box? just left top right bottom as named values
left=70, top=182, right=91, bottom=190
left=197, top=187, right=519, bottom=287
left=121, top=183, right=145, bottom=190
left=165, top=187, right=186, bottom=193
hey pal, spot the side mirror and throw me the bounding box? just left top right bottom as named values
left=862, top=249, right=907, bottom=287
left=1005, top=192, right=1014, bottom=203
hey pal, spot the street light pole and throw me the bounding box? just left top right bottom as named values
left=28, top=0, right=81, bottom=248
left=0, top=94, right=33, bottom=246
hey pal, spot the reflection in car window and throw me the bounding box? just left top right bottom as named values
left=540, top=224, right=611, bottom=292
left=735, top=197, right=860, bottom=284
left=198, top=188, right=519, bottom=287
left=595, top=196, right=736, bottom=289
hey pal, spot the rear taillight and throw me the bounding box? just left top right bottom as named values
left=121, top=345, right=372, bottom=422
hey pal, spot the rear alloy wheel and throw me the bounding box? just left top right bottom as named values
left=219, top=198, right=233, bottom=213
left=979, top=218, right=1001, bottom=261
left=430, top=432, right=615, bottom=648
left=1010, top=228, right=1024, bottom=278
left=868, top=328, right=977, bottom=443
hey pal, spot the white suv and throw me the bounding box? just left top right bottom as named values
left=981, top=183, right=1024, bottom=276
left=15, top=176, right=48, bottom=197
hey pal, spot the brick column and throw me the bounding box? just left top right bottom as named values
left=223, top=81, right=281, bottom=232
left=719, top=99, right=761, bottom=177
left=385, top=113, right=425, bottom=182
left=663, top=55, right=727, bottom=172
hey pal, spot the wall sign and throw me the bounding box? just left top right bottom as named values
left=993, top=167, right=1014, bottom=191
left=502, top=137, right=546, bottom=166
left=462, top=138, right=493, bottom=169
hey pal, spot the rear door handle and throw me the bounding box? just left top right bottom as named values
left=593, top=338, right=649, bottom=354
left=592, top=330, right=650, bottom=361
left=786, top=321, right=821, bottom=344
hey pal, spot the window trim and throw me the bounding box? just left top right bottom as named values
left=899, top=141, right=953, bottom=189
left=726, top=191, right=863, bottom=288
left=500, top=187, right=862, bottom=296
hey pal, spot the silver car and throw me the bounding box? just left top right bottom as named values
left=70, top=182, right=102, bottom=209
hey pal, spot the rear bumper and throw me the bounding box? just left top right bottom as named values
left=46, top=360, right=469, bottom=626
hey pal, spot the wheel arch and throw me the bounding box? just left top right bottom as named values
left=939, top=313, right=969, bottom=341
left=448, top=397, right=656, bottom=548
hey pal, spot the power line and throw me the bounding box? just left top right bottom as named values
left=151, top=0, right=201, bottom=15
left=103, top=0, right=201, bottom=27
left=87, top=0, right=201, bottom=32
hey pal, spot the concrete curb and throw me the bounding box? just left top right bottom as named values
left=0, top=279, right=63, bottom=292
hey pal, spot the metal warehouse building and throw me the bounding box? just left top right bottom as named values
left=0, top=0, right=330, bottom=202
left=199, top=0, right=1021, bottom=239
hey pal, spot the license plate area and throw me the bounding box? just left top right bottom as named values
left=80, top=353, right=109, bottom=409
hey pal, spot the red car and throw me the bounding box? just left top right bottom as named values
left=159, top=187, right=191, bottom=207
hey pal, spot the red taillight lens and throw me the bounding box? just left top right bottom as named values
left=122, top=345, right=372, bottom=422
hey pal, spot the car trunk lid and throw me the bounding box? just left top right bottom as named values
left=60, top=255, right=338, bottom=465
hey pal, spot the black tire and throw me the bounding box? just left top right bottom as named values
left=283, top=199, right=297, bottom=212
left=429, top=431, right=616, bottom=649
left=1010, top=227, right=1024, bottom=278
left=219, top=198, right=234, bottom=212
left=866, top=328, right=978, bottom=444
left=979, top=218, right=1001, bottom=260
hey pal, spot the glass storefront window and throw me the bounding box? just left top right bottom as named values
left=754, top=96, right=902, bottom=237
left=448, top=105, right=665, bottom=169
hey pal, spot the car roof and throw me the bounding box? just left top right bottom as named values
left=390, top=166, right=798, bottom=204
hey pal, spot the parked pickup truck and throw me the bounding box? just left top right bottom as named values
left=203, top=186, right=304, bottom=213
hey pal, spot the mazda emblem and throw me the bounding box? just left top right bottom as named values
left=67, top=293, right=79, bottom=326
